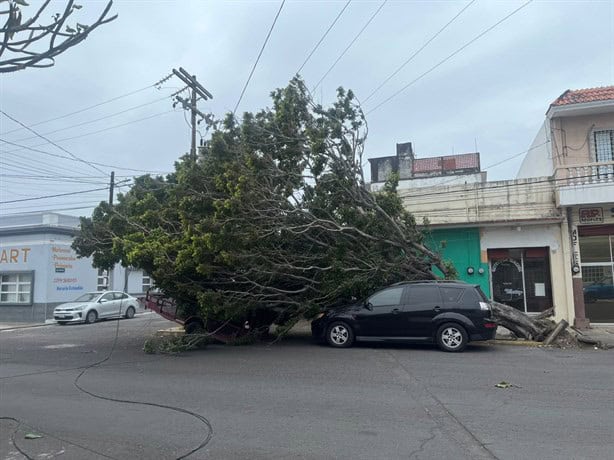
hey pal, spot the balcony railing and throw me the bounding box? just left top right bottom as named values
left=555, top=161, right=614, bottom=186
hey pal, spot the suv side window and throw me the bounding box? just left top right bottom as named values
left=440, top=287, right=463, bottom=304
left=405, top=285, right=442, bottom=310
left=368, top=287, right=404, bottom=307
left=461, top=288, right=481, bottom=305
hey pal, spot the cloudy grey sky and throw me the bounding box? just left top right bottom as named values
left=1, top=0, right=613, bottom=217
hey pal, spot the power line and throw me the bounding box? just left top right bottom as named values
left=0, top=110, right=107, bottom=175
left=296, top=0, right=352, bottom=75
left=1, top=138, right=174, bottom=174
left=10, top=95, right=171, bottom=144
left=0, top=186, right=111, bottom=204
left=233, top=0, right=286, bottom=115
left=363, top=0, right=475, bottom=103
left=366, top=0, right=534, bottom=114
left=0, top=84, right=155, bottom=136
left=312, top=0, right=387, bottom=92
left=1, top=110, right=174, bottom=156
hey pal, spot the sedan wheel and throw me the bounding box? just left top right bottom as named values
left=326, top=322, right=354, bottom=348
left=436, top=323, right=468, bottom=352
left=124, top=306, right=136, bottom=319
left=85, top=310, right=98, bottom=324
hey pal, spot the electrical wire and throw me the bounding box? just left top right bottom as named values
left=0, top=186, right=110, bottom=204
left=0, top=138, right=174, bottom=174
left=233, top=0, right=286, bottom=115
left=1, top=110, right=175, bottom=156
left=0, top=84, right=155, bottom=136
left=0, top=110, right=108, bottom=175
left=10, top=95, right=172, bottom=144
left=312, top=0, right=387, bottom=92
left=363, top=0, right=476, bottom=103
left=366, top=0, right=534, bottom=114
left=296, top=0, right=352, bottom=75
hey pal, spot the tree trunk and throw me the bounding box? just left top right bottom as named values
left=490, top=302, right=556, bottom=341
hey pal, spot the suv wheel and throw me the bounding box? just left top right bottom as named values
left=436, top=323, right=468, bottom=352
left=326, top=322, right=354, bottom=348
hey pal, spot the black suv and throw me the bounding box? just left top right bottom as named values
left=311, top=281, right=496, bottom=352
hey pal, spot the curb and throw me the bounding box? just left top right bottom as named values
left=0, top=323, right=52, bottom=332
left=486, top=339, right=543, bottom=347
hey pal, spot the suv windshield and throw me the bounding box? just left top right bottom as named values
left=73, top=293, right=100, bottom=302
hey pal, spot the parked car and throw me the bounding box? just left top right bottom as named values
left=311, top=281, right=497, bottom=352
left=53, top=291, right=140, bottom=325
left=583, top=278, right=614, bottom=303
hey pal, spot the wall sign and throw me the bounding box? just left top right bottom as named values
left=579, top=208, right=603, bottom=224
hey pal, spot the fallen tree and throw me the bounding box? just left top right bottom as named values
left=491, top=302, right=575, bottom=346
left=73, top=78, right=452, bottom=330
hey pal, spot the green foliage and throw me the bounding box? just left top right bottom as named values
left=73, top=77, right=447, bottom=328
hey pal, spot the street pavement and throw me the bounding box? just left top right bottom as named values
left=1, top=314, right=613, bottom=460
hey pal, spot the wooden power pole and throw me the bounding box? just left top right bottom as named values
left=171, top=68, right=213, bottom=161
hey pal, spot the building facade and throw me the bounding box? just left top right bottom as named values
left=0, top=213, right=149, bottom=323
left=518, top=86, right=614, bottom=326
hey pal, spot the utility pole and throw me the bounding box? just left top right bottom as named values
left=109, top=171, right=115, bottom=206
left=167, top=67, right=213, bottom=161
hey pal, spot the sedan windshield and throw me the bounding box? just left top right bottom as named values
left=73, top=293, right=100, bottom=302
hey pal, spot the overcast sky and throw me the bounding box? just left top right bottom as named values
left=1, top=0, right=613, bottom=217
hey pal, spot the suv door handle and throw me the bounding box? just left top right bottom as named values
left=391, top=308, right=400, bottom=314
left=433, top=306, right=441, bottom=312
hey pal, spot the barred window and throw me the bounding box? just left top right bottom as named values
left=142, top=273, right=153, bottom=291
left=594, top=130, right=614, bottom=163
left=0, top=272, right=33, bottom=304
left=97, top=268, right=108, bottom=291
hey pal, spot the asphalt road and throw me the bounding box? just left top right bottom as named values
left=1, top=314, right=613, bottom=460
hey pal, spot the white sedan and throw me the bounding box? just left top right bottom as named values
left=53, top=291, right=140, bottom=325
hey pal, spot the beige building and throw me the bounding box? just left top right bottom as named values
left=518, top=86, right=614, bottom=326
left=373, top=86, right=614, bottom=327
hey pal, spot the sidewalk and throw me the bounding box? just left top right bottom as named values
left=575, top=326, right=614, bottom=349
left=0, top=320, right=53, bottom=331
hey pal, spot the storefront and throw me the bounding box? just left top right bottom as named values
left=0, top=213, right=150, bottom=323
left=488, top=247, right=553, bottom=313
left=577, top=207, right=614, bottom=323
left=480, top=224, right=567, bottom=318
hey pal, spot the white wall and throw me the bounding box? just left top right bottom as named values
left=371, top=172, right=484, bottom=192
left=517, top=121, right=553, bottom=179
left=480, top=224, right=570, bottom=322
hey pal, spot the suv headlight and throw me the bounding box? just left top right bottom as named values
left=314, top=312, right=326, bottom=320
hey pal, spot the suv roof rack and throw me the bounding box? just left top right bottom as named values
left=391, top=280, right=467, bottom=286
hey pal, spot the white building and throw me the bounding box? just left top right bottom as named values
left=0, top=212, right=150, bottom=323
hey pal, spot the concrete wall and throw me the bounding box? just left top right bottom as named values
left=551, top=112, right=614, bottom=167
left=517, top=121, right=553, bottom=178
left=401, top=177, right=560, bottom=226
left=371, top=172, right=485, bottom=192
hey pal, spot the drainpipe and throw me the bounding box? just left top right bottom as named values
left=566, top=206, right=590, bottom=329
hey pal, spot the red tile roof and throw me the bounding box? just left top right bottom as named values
left=551, top=86, right=614, bottom=106
left=412, top=153, right=479, bottom=174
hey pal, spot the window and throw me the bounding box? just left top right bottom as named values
left=97, top=268, right=108, bottom=291
left=142, top=273, right=153, bottom=292
left=407, top=285, right=441, bottom=305
left=594, top=130, right=614, bottom=163
left=0, top=272, right=33, bottom=304
left=100, top=292, right=114, bottom=302
left=440, top=287, right=463, bottom=303
left=368, top=287, right=404, bottom=307
left=593, top=130, right=614, bottom=179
